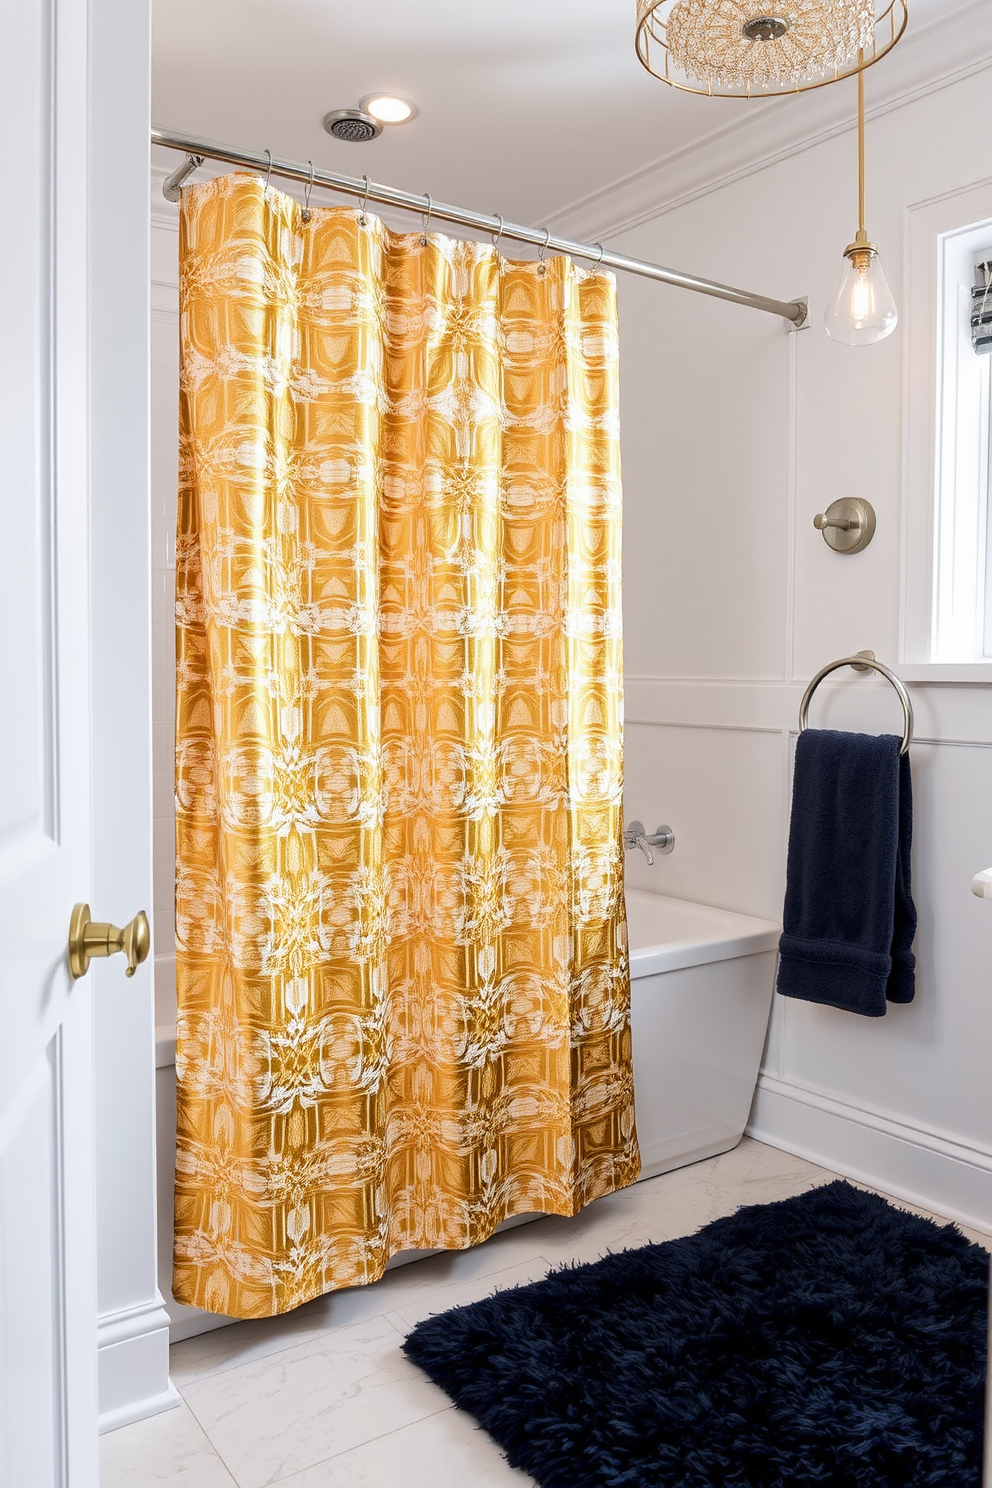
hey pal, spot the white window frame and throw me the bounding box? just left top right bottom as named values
left=901, top=178, right=992, bottom=680
left=982, top=343, right=992, bottom=658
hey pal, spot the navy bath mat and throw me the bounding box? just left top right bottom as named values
left=402, top=1182, right=988, bottom=1487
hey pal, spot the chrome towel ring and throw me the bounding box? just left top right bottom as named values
left=799, top=651, right=914, bottom=756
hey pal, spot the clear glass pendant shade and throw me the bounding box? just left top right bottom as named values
left=824, top=244, right=898, bottom=345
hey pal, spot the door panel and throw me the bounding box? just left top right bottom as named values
left=0, top=1047, right=60, bottom=1488
left=0, top=0, right=53, bottom=871
left=0, top=0, right=98, bottom=1480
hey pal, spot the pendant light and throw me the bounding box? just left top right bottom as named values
left=635, top=2, right=907, bottom=98
left=823, top=62, right=898, bottom=344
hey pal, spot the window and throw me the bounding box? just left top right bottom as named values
left=903, top=183, right=992, bottom=676
left=978, top=256, right=992, bottom=658
left=932, top=235, right=992, bottom=661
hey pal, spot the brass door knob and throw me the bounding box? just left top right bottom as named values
left=68, top=903, right=151, bottom=980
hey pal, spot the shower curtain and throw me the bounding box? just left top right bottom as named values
left=174, top=173, right=638, bottom=1319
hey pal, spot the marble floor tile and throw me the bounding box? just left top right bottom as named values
left=169, top=1303, right=368, bottom=1391
left=382, top=1254, right=556, bottom=1331
left=100, top=1400, right=237, bottom=1488
left=270, top=1407, right=536, bottom=1487
left=171, top=1225, right=555, bottom=1389
left=180, top=1311, right=452, bottom=1488
left=470, top=1205, right=657, bottom=1274
left=104, top=1137, right=987, bottom=1488
left=610, top=1138, right=840, bottom=1241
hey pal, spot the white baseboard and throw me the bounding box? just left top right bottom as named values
left=749, top=1073, right=992, bottom=1235
left=98, top=1294, right=181, bottom=1433
left=99, top=1386, right=181, bottom=1436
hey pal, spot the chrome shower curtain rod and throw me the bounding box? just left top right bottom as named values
left=152, top=126, right=807, bottom=327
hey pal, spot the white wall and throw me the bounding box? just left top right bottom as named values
left=614, top=61, right=992, bottom=1231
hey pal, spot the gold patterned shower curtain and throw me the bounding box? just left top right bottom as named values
left=173, top=173, right=638, bottom=1320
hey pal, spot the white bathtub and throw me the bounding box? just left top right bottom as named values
left=626, top=889, right=780, bottom=1180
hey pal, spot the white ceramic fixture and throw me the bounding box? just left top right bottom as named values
left=625, top=890, right=780, bottom=1180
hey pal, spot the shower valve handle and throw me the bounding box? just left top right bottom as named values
left=623, top=822, right=676, bottom=866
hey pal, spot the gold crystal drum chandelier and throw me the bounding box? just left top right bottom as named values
left=635, top=1, right=908, bottom=344
left=635, top=1, right=907, bottom=98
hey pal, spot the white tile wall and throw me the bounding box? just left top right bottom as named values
left=623, top=720, right=786, bottom=920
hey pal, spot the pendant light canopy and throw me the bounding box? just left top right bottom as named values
left=635, top=0, right=907, bottom=97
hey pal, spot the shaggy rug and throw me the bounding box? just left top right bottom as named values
left=402, top=1181, right=988, bottom=1487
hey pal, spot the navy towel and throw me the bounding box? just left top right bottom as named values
left=777, top=729, right=916, bottom=1017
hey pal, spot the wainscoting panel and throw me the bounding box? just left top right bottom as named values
left=779, top=741, right=992, bottom=1142
left=623, top=721, right=785, bottom=920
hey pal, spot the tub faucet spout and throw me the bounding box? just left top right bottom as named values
left=635, top=835, right=655, bottom=865
left=623, top=821, right=675, bottom=866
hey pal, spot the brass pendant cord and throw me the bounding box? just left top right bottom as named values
left=152, top=125, right=807, bottom=326
left=845, top=54, right=874, bottom=260
left=858, top=59, right=867, bottom=237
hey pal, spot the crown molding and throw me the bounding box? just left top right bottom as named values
left=548, top=0, right=992, bottom=242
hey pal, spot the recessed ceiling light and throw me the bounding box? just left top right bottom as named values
left=359, top=94, right=419, bottom=125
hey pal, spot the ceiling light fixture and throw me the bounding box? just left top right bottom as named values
left=634, top=1, right=907, bottom=346
left=635, top=0, right=907, bottom=97
left=360, top=94, right=419, bottom=125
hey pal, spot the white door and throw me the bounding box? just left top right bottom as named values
left=0, top=0, right=151, bottom=1482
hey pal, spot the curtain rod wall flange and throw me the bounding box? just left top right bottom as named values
left=151, top=126, right=808, bottom=327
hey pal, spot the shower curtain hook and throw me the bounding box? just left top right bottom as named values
left=491, top=213, right=505, bottom=253
left=592, top=242, right=605, bottom=265
left=421, top=192, right=433, bottom=246
left=537, top=227, right=551, bottom=276
left=263, top=149, right=273, bottom=190
left=301, top=161, right=315, bottom=223
left=359, top=173, right=371, bottom=227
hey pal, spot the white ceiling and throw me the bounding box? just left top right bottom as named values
left=152, top=0, right=951, bottom=230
